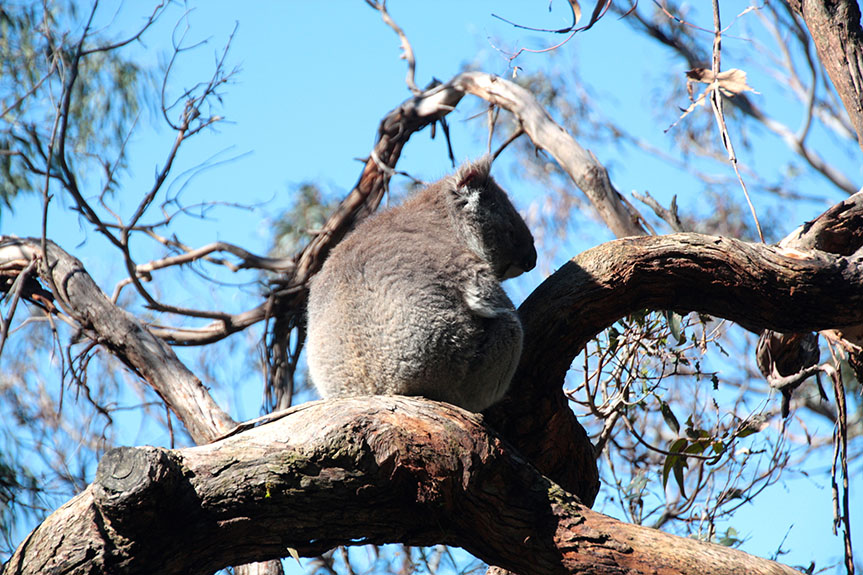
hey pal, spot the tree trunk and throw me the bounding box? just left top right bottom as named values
left=787, top=0, right=863, bottom=151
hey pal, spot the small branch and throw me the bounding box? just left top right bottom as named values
left=828, top=363, right=855, bottom=575
left=491, top=127, right=525, bottom=162
left=2, top=237, right=235, bottom=443
left=0, top=256, right=41, bottom=359
left=49, top=2, right=123, bottom=251
left=632, top=191, right=685, bottom=232
left=763, top=363, right=823, bottom=393
left=80, top=2, right=168, bottom=56
left=111, top=241, right=296, bottom=302
left=708, top=0, right=764, bottom=243
left=365, top=0, right=420, bottom=95
left=116, top=24, right=238, bottom=319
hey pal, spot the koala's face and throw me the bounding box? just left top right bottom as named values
left=475, top=179, right=537, bottom=279
left=452, top=160, right=537, bottom=279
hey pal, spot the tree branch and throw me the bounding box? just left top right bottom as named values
left=3, top=397, right=803, bottom=575
left=0, top=237, right=235, bottom=443
left=518, top=232, right=862, bottom=384
left=490, top=192, right=863, bottom=504
left=451, top=72, right=646, bottom=238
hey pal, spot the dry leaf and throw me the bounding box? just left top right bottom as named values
left=686, top=67, right=758, bottom=96
left=667, top=67, right=759, bottom=132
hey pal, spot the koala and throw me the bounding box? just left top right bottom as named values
left=305, top=157, right=537, bottom=412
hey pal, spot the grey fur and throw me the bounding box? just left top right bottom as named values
left=306, top=158, right=536, bottom=412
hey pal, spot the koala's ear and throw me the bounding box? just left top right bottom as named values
left=453, top=157, right=493, bottom=192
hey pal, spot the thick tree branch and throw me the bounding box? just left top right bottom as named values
left=491, top=192, right=863, bottom=504
left=3, top=397, right=803, bottom=575
left=518, top=232, right=863, bottom=386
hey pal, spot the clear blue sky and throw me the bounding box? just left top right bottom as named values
left=3, top=1, right=860, bottom=572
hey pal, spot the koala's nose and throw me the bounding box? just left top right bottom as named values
left=522, top=245, right=537, bottom=272
left=502, top=246, right=537, bottom=279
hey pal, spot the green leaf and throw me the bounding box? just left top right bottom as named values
left=662, top=438, right=689, bottom=492
left=665, top=311, right=685, bottom=344
left=662, top=453, right=677, bottom=490
left=660, top=401, right=680, bottom=435
left=607, top=326, right=620, bottom=354
left=718, top=527, right=743, bottom=547
left=630, top=308, right=649, bottom=326
left=735, top=416, right=769, bottom=438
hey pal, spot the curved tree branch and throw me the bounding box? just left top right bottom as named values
left=519, top=232, right=863, bottom=383
left=451, top=71, right=647, bottom=238
left=3, top=397, right=803, bottom=575
left=488, top=192, right=863, bottom=505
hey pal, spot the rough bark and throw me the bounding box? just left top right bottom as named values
left=787, top=0, right=863, bottom=152
left=780, top=190, right=863, bottom=255
left=2, top=397, right=803, bottom=575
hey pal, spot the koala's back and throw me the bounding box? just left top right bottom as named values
left=307, top=206, right=519, bottom=411
left=306, top=160, right=533, bottom=412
